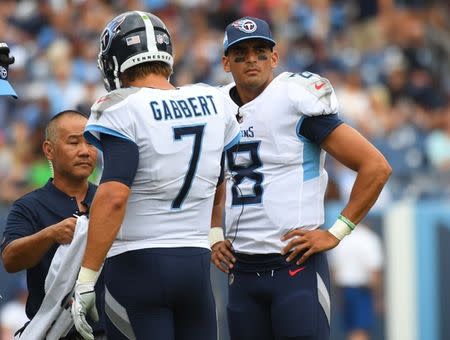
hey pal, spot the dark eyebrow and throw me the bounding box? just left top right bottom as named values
left=234, top=43, right=271, bottom=51
left=231, top=46, right=246, bottom=51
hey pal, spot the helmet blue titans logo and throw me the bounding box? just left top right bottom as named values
left=100, top=14, right=127, bottom=54
left=0, top=66, right=7, bottom=79
left=232, top=19, right=257, bottom=33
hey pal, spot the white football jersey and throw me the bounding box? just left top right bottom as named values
left=222, top=71, right=339, bottom=254
left=85, top=84, right=240, bottom=257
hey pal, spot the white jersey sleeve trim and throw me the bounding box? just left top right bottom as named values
left=84, top=125, right=135, bottom=151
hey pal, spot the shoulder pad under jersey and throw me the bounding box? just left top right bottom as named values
left=280, top=71, right=333, bottom=104
left=190, top=82, right=213, bottom=88
left=217, top=82, right=235, bottom=93
left=91, top=87, right=140, bottom=118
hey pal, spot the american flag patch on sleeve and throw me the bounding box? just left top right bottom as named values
left=126, top=35, right=141, bottom=46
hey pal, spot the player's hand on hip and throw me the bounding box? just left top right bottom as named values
left=281, top=228, right=340, bottom=265
left=211, top=240, right=235, bottom=274
left=50, top=217, right=77, bottom=244
left=71, top=281, right=98, bottom=340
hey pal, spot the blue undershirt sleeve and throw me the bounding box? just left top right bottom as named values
left=217, top=152, right=225, bottom=186
left=99, top=133, right=139, bottom=187
left=298, top=114, right=343, bottom=145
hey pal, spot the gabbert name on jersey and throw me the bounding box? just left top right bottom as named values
left=150, top=95, right=218, bottom=121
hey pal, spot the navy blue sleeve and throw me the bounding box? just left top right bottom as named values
left=217, top=152, right=225, bottom=186
left=99, top=133, right=139, bottom=187
left=298, top=114, right=343, bottom=145
left=1, top=200, right=37, bottom=253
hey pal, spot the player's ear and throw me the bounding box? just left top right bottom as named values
left=222, top=55, right=231, bottom=73
left=42, top=140, right=54, bottom=161
left=271, top=50, right=279, bottom=69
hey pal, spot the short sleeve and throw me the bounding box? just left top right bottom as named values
left=1, top=200, right=37, bottom=253
left=298, top=114, right=343, bottom=145
left=85, top=88, right=139, bottom=151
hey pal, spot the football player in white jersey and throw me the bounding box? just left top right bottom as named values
left=70, top=11, right=241, bottom=340
left=210, top=17, right=391, bottom=340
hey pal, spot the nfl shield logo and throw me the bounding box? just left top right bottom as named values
left=0, top=66, right=7, bottom=80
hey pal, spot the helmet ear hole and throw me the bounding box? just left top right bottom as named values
left=98, top=11, right=174, bottom=92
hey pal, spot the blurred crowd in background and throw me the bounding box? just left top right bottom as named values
left=0, top=0, right=449, bottom=338
left=0, top=0, right=449, bottom=206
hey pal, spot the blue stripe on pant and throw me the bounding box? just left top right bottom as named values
left=227, top=251, right=331, bottom=340
left=103, top=247, right=217, bottom=340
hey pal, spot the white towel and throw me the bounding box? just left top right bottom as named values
left=19, top=216, right=89, bottom=340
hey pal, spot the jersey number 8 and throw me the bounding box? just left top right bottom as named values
left=226, top=141, right=263, bottom=206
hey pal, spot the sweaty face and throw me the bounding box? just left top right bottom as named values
left=223, top=40, right=278, bottom=93
left=49, top=115, right=97, bottom=181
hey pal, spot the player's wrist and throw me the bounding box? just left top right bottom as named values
left=77, top=266, right=99, bottom=285
left=337, top=214, right=356, bottom=230
left=328, top=214, right=356, bottom=241
left=47, top=224, right=59, bottom=243
left=208, top=227, right=224, bottom=247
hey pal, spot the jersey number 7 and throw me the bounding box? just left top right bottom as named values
left=172, top=125, right=205, bottom=209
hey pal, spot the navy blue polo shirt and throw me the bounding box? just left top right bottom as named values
left=1, top=179, right=104, bottom=333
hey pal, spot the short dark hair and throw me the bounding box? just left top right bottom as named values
left=120, top=61, right=172, bottom=85
left=45, top=109, right=88, bottom=142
